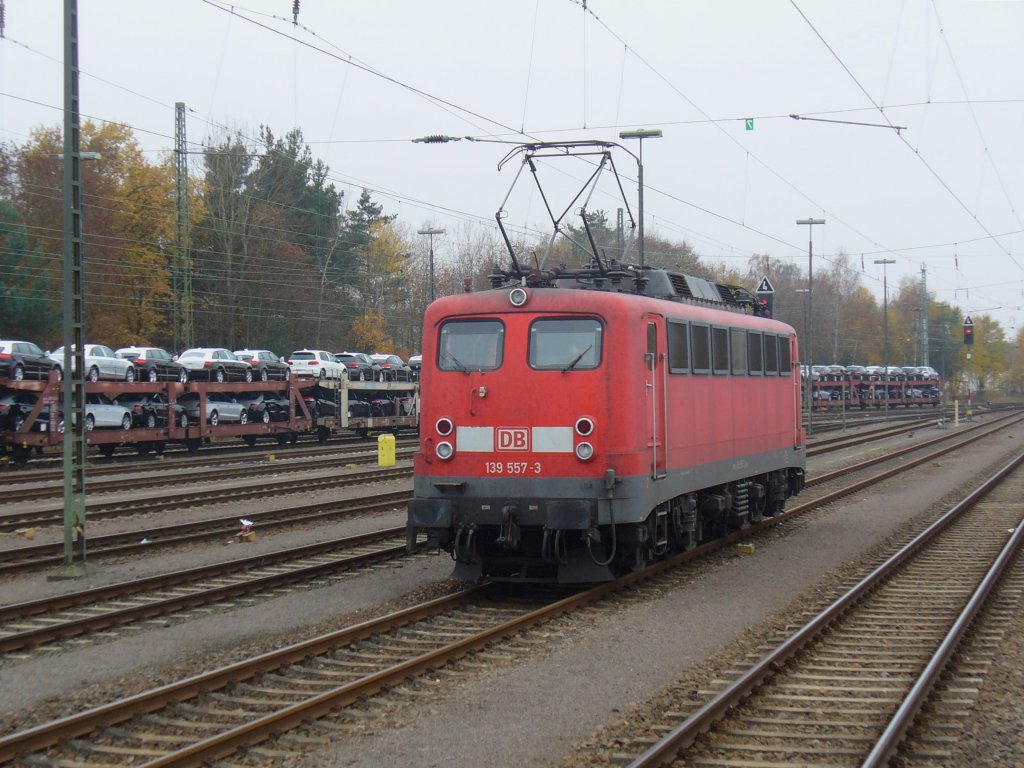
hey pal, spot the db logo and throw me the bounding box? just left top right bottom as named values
left=497, top=427, right=530, bottom=451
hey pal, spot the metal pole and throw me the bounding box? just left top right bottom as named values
left=62, top=0, right=88, bottom=571
left=796, top=218, right=824, bottom=438
left=619, top=129, right=662, bottom=268
left=417, top=227, right=445, bottom=305
left=875, top=259, right=896, bottom=422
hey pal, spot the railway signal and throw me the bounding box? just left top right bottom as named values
left=963, top=315, right=974, bottom=346
left=755, top=276, right=775, bottom=318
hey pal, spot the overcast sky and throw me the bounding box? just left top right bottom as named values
left=2, top=1, right=1023, bottom=336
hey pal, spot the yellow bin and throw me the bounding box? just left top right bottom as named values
left=378, top=433, right=396, bottom=467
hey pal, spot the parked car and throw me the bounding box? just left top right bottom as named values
left=114, top=391, right=189, bottom=428
left=233, top=349, right=290, bottom=382
left=177, top=392, right=249, bottom=425
left=233, top=391, right=291, bottom=423
left=334, top=352, right=379, bottom=382
left=58, top=394, right=133, bottom=432
left=407, top=354, right=422, bottom=381
left=915, top=365, right=940, bottom=380
left=300, top=385, right=338, bottom=418
left=287, top=349, right=345, bottom=380
left=49, top=344, right=136, bottom=382
left=370, top=354, right=413, bottom=381
left=177, top=348, right=253, bottom=383
left=1, top=390, right=52, bottom=432
left=0, top=340, right=62, bottom=381
left=115, top=346, right=188, bottom=383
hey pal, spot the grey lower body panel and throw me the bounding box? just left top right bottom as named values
left=409, top=447, right=805, bottom=530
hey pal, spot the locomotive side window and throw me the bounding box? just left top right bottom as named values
left=691, top=323, right=710, bottom=374
left=764, top=333, right=779, bottom=375
left=528, top=317, right=602, bottom=371
left=667, top=319, right=690, bottom=373
left=748, top=331, right=764, bottom=376
left=438, top=319, right=504, bottom=371
left=711, top=326, right=730, bottom=375
left=729, top=328, right=747, bottom=375
left=779, top=334, right=792, bottom=375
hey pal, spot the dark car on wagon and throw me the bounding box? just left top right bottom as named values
left=233, top=349, right=291, bottom=382
left=233, top=391, right=292, bottom=423
left=0, top=340, right=62, bottom=381
left=114, top=391, right=189, bottom=428
left=115, top=346, right=189, bottom=383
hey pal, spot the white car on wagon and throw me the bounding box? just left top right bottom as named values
left=49, top=344, right=137, bottom=382
left=287, top=349, right=346, bottom=380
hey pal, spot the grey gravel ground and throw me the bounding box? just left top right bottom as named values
left=0, top=417, right=1021, bottom=767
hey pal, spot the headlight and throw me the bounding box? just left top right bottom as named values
left=575, top=417, right=594, bottom=436
left=436, top=441, right=454, bottom=460
left=509, top=287, right=529, bottom=307
left=436, top=417, right=454, bottom=436
left=575, top=442, right=594, bottom=461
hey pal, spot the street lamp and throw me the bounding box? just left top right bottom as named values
left=796, top=217, right=825, bottom=438
left=619, top=129, right=663, bottom=267
left=874, top=259, right=896, bottom=422
left=417, top=227, right=445, bottom=303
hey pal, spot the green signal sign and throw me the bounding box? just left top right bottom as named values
left=745, top=118, right=754, bottom=131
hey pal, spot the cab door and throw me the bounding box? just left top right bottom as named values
left=644, top=315, right=668, bottom=479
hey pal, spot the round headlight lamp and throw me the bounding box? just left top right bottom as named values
left=575, top=417, right=594, bottom=436
left=436, top=417, right=454, bottom=436
left=575, top=441, right=595, bottom=461
left=509, top=287, right=529, bottom=307
left=436, top=441, right=455, bottom=461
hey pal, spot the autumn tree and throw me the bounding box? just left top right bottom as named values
left=193, top=127, right=344, bottom=351
left=1, top=123, right=176, bottom=348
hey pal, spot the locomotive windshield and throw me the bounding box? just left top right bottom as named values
left=437, top=319, right=504, bottom=371
left=529, top=317, right=603, bottom=371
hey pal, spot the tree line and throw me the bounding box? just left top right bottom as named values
left=1, top=122, right=1021, bottom=397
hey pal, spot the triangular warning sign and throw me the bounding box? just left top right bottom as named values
left=963, top=315, right=974, bottom=326
left=756, top=276, right=775, bottom=294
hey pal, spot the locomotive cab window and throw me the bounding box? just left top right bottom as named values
left=667, top=319, right=690, bottom=373
left=691, top=323, right=710, bottom=375
left=764, top=333, right=779, bottom=375
left=438, top=319, right=504, bottom=372
left=747, top=331, right=763, bottom=376
left=529, top=317, right=603, bottom=371
left=729, top=328, right=747, bottom=375
left=712, top=326, right=730, bottom=375
left=779, top=335, right=793, bottom=375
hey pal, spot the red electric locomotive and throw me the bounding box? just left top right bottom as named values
left=406, top=141, right=806, bottom=582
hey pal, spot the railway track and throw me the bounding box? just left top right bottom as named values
left=0, top=528, right=420, bottom=658
left=0, top=437, right=419, bottom=487
left=0, top=447, right=417, bottom=506
left=0, top=463, right=413, bottom=533
left=0, top=489, right=410, bottom=573
left=0, top=419, right=1020, bottom=765
left=622, top=451, right=1024, bottom=768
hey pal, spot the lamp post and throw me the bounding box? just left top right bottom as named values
left=417, top=227, right=445, bottom=304
left=796, top=218, right=825, bottom=438
left=619, top=129, right=663, bottom=267
left=874, top=259, right=896, bottom=422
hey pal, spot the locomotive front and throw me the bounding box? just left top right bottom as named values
left=408, top=286, right=645, bottom=582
